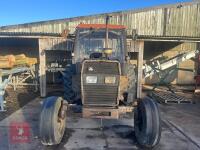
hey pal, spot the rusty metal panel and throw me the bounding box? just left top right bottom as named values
left=83, top=107, right=119, bottom=119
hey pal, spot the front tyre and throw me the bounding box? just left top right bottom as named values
left=39, top=96, right=66, bottom=145
left=134, top=97, right=161, bottom=148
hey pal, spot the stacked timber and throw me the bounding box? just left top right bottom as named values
left=0, top=54, right=37, bottom=69
left=0, top=55, right=15, bottom=68
left=15, top=54, right=37, bottom=67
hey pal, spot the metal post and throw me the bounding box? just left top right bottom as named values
left=16, top=75, right=19, bottom=89
left=0, top=76, right=2, bottom=84
left=13, top=76, right=16, bottom=91
left=0, top=75, right=4, bottom=111
left=35, top=68, right=38, bottom=92
left=105, top=16, right=109, bottom=49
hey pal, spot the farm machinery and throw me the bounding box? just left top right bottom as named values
left=39, top=19, right=161, bottom=148
left=39, top=16, right=199, bottom=147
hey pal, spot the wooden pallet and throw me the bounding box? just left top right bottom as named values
left=151, top=91, right=193, bottom=104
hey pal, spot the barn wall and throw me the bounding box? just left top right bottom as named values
left=0, top=2, right=200, bottom=37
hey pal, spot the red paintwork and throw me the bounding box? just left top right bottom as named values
left=77, top=24, right=126, bottom=29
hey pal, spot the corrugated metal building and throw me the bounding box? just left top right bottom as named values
left=0, top=2, right=200, bottom=89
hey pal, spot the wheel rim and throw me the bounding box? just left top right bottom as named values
left=54, top=102, right=66, bottom=140
left=57, top=112, right=66, bottom=134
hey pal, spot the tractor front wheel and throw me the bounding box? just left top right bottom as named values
left=39, top=96, right=66, bottom=145
left=134, top=97, right=161, bottom=148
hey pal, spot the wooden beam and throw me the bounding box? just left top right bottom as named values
left=136, top=40, right=144, bottom=99
left=38, top=38, right=46, bottom=97
left=0, top=35, right=65, bottom=39
left=138, top=39, right=200, bottom=43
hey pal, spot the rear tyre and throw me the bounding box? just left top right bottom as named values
left=63, top=65, right=76, bottom=102
left=39, top=96, right=66, bottom=145
left=134, top=97, right=161, bottom=148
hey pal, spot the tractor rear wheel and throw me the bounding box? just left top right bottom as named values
left=134, top=97, right=161, bottom=148
left=63, top=65, right=76, bottom=102
left=39, top=96, right=66, bottom=145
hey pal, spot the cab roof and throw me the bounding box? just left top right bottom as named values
left=77, top=24, right=126, bottom=29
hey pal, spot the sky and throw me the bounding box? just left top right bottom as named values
left=0, top=0, right=192, bottom=26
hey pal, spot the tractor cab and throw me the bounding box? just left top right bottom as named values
left=73, top=24, right=127, bottom=63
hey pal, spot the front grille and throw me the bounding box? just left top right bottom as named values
left=82, top=60, right=120, bottom=106
left=83, top=85, right=118, bottom=106
left=82, top=61, right=119, bottom=74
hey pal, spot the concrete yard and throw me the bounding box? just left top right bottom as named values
left=0, top=93, right=200, bottom=150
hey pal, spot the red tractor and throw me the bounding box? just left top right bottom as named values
left=39, top=18, right=161, bottom=148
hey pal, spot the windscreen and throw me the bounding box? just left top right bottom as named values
left=74, top=28, right=126, bottom=63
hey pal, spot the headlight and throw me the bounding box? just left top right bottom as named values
left=105, top=76, right=116, bottom=84
left=86, top=76, right=97, bottom=84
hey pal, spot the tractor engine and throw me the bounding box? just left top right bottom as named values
left=81, top=60, right=121, bottom=106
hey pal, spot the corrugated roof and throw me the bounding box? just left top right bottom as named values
left=0, top=32, right=61, bottom=37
